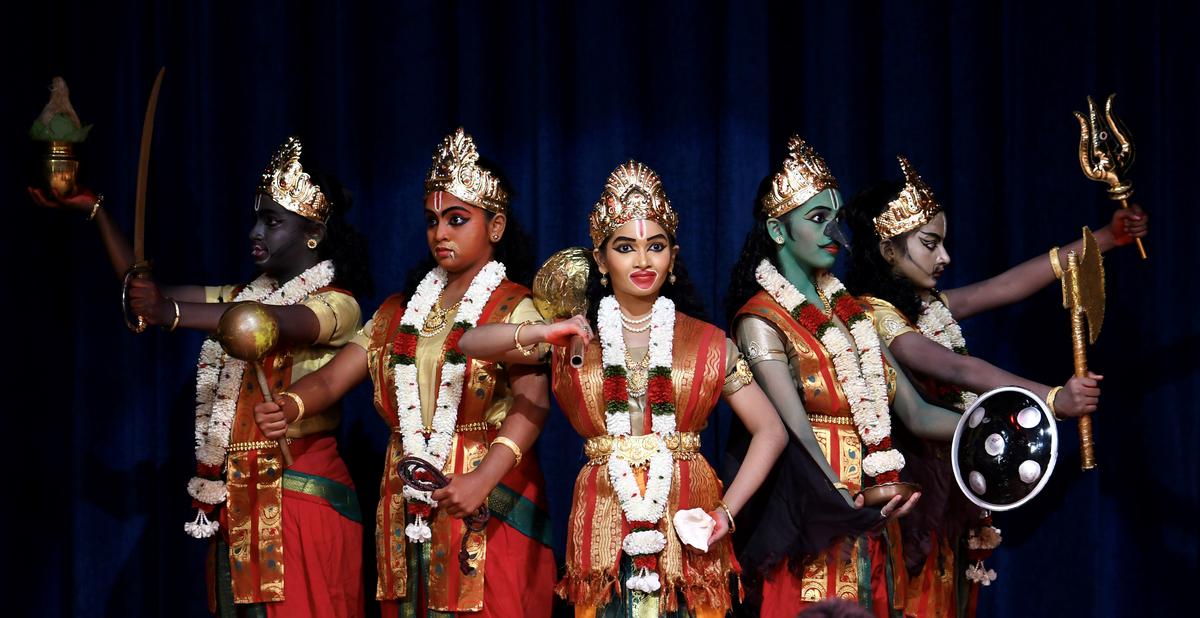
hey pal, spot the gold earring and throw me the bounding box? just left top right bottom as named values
left=600, top=274, right=608, bottom=287
left=669, top=271, right=677, bottom=285
left=307, top=238, right=319, bottom=250
left=491, top=235, right=500, bottom=242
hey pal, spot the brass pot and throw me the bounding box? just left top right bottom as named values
left=44, top=140, right=79, bottom=196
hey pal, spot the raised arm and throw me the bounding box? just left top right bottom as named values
left=883, top=342, right=962, bottom=441
left=457, top=314, right=594, bottom=364
left=944, top=205, right=1147, bottom=319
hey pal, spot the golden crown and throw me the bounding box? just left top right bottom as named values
left=761, top=136, right=839, bottom=219
left=873, top=155, right=942, bottom=240
left=257, top=137, right=330, bottom=222
left=589, top=160, right=679, bottom=247
left=425, top=127, right=509, bottom=214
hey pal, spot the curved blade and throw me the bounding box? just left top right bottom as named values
left=133, top=67, right=165, bottom=263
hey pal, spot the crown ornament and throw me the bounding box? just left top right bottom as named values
left=873, top=155, right=942, bottom=240
left=257, top=137, right=330, bottom=222
left=589, top=160, right=679, bottom=247
left=761, top=136, right=839, bottom=219
left=425, top=127, right=509, bottom=214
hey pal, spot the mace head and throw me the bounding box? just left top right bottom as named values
left=215, top=302, right=280, bottom=362
left=532, top=247, right=592, bottom=320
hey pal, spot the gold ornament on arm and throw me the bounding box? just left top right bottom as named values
left=873, top=155, right=942, bottom=240
left=424, top=127, right=509, bottom=215
left=258, top=137, right=330, bottom=222
left=760, top=135, right=838, bottom=219
left=588, top=160, right=679, bottom=247
left=1074, top=93, right=1147, bottom=259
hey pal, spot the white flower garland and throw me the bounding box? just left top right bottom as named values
left=597, top=295, right=677, bottom=593
left=185, top=260, right=335, bottom=538
left=916, top=296, right=978, bottom=411
left=395, top=261, right=506, bottom=542
left=755, top=260, right=905, bottom=477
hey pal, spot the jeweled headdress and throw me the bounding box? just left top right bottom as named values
left=873, top=155, right=942, bottom=240
left=589, top=160, right=679, bottom=247
left=761, top=135, right=839, bottom=219
left=424, top=127, right=509, bottom=214
left=257, top=137, right=330, bottom=222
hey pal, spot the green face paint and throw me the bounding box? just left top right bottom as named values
left=769, top=188, right=844, bottom=281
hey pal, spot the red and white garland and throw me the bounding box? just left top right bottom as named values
left=755, top=260, right=905, bottom=482
left=390, top=261, right=506, bottom=543
left=597, top=295, right=677, bottom=593
left=916, top=296, right=978, bottom=411
left=185, top=260, right=336, bottom=538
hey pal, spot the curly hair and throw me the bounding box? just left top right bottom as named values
left=581, top=237, right=708, bottom=328
left=843, top=180, right=927, bottom=321
left=305, top=168, right=374, bottom=298
left=401, top=156, right=536, bottom=297
left=725, top=175, right=780, bottom=324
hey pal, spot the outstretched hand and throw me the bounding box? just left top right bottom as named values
left=541, top=315, right=593, bottom=348
left=853, top=490, right=922, bottom=523
left=28, top=186, right=98, bottom=214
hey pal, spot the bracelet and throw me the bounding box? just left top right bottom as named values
left=1048, top=247, right=1064, bottom=280
left=513, top=320, right=536, bottom=357
left=165, top=299, right=181, bottom=332
left=279, top=391, right=306, bottom=423
left=489, top=436, right=522, bottom=467
left=717, top=501, right=736, bottom=534
left=87, top=194, right=104, bottom=221
left=1046, top=386, right=1063, bottom=420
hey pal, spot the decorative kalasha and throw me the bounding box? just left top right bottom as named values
left=755, top=260, right=904, bottom=482
left=390, top=261, right=506, bottom=542
left=915, top=296, right=978, bottom=411
left=597, top=295, right=677, bottom=593
left=185, top=260, right=335, bottom=538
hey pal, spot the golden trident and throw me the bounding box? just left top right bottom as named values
left=1074, top=93, right=1148, bottom=259
left=1061, top=228, right=1106, bottom=470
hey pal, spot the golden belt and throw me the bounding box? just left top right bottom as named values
left=584, top=432, right=701, bottom=465
left=392, top=421, right=501, bottom=434
left=228, top=437, right=294, bottom=452
left=808, top=413, right=854, bottom=426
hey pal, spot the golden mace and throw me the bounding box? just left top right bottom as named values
left=532, top=247, right=593, bottom=368
left=1061, top=228, right=1106, bottom=470
left=215, top=302, right=295, bottom=466
left=1074, top=93, right=1147, bottom=259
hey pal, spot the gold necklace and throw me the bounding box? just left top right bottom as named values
left=815, top=288, right=833, bottom=317
left=421, top=294, right=462, bottom=337
left=624, top=347, right=652, bottom=397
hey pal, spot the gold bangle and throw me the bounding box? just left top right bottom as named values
left=165, top=299, right=181, bottom=332
left=513, top=320, right=536, bottom=357
left=489, top=436, right=523, bottom=467
left=1049, top=247, right=1064, bottom=280
left=717, top=501, right=736, bottom=534
left=87, top=194, right=104, bottom=221
left=279, top=391, right=306, bottom=422
left=1046, top=386, right=1063, bottom=420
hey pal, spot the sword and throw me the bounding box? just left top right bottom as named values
left=122, top=67, right=165, bottom=333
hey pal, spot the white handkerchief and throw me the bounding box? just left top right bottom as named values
left=673, top=508, right=716, bottom=552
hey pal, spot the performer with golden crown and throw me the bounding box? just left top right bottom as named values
left=254, top=128, right=557, bottom=617
left=842, top=156, right=1148, bottom=617
left=457, top=160, right=788, bottom=616
left=31, top=138, right=371, bottom=616
left=723, top=137, right=968, bottom=618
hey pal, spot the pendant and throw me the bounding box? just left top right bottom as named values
left=627, top=366, right=648, bottom=398
left=421, top=308, right=448, bottom=336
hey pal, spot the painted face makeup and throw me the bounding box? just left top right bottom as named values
left=774, top=188, right=845, bottom=273
left=249, top=194, right=314, bottom=276
left=424, top=191, right=494, bottom=273
left=597, top=218, right=676, bottom=302
left=889, top=211, right=950, bottom=290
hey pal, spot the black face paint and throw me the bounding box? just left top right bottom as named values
left=825, top=218, right=852, bottom=251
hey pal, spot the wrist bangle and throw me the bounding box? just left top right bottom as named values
left=490, top=436, right=522, bottom=467
left=87, top=194, right=104, bottom=221
left=1046, top=386, right=1064, bottom=420
left=1048, top=247, right=1064, bottom=280
left=717, top=501, right=736, bottom=534
left=165, top=298, right=181, bottom=332
left=279, top=391, right=306, bottom=422
left=513, top=320, right=536, bottom=357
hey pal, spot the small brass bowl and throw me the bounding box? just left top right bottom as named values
left=855, top=481, right=922, bottom=508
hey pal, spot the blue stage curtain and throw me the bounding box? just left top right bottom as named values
left=1, top=1, right=1194, bottom=616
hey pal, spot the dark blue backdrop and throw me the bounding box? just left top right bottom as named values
left=2, top=1, right=1195, bottom=616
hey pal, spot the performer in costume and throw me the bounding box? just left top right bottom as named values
left=30, top=137, right=371, bottom=616
left=254, top=128, right=557, bottom=618
left=457, top=160, right=788, bottom=617
left=723, top=137, right=966, bottom=618
left=842, top=156, right=1148, bottom=617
